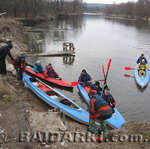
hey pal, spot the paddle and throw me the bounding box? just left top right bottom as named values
left=101, top=58, right=112, bottom=93
left=103, top=58, right=112, bottom=84
left=125, top=66, right=150, bottom=71
left=71, top=79, right=105, bottom=86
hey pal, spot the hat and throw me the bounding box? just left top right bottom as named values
left=82, top=69, right=86, bottom=73
left=95, top=81, right=100, bottom=86
left=7, top=43, right=13, bottom=49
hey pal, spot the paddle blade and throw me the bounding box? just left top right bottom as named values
left=102, top=64, right=106, bottom=77
left=124, top=67, right=133, bottom=70
left=71, top=82, right=79, bottom=86
left=107, top=58, right=112, bottom=73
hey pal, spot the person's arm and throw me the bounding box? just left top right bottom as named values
left=87, top=74, right=92, bottom=82
left=145, top=58, right=148, bottom=64
left=7, top=50, right=14, bottom=61
left=91, top=98, right=96, bottom=115
left=0, top=39, right=8, bottom=43
left=136, top=57, right=140, bottom=64
left=41, top=65, right=44, bottom=73
left=43, top=68, right=48, bottom=77
left=34, top=65, right=38, bottom=73
left=110, top=95, right=116, bottom=108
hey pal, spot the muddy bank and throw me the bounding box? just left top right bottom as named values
left=0, top=17, right=150, bottom=149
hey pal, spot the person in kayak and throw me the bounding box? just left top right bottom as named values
left=137, top=59, right=148, bottom=76
left=34, top=61, right=44, bottom=73
left=88, top=92, right=113, bottom=134
left=102, top=86, right=116, bottom=112
left=44, top=63, right=59, bottom=78
left=137, top=59, right=148, bottom=70
left=13, top=53, right=26, bottom=80
left=137, top=53, right=148, bottom=65
left=78, top=69, right=92, bottom=87
left=90, top=81, right=102, bottom=95
left=0, top=40, right=14, bottom=75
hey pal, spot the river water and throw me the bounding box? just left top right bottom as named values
left=30, top=15, right=150, bottom=122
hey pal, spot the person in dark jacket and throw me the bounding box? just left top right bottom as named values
left=13, top=53, right=26, bottom=80
left=44, top=63, right=59, bottom=78
left=0, top=40, right=14, bottom=75
left=88, top=93, right=113, bottom=134
left=78, top=69, right=92, bottom=87
left=34, top=61, right=44, bottom=73
left=90, top=81, right=102, bottom=95
left=137, top=53, right=148, bottom=64
left=102, top=87, right=116, bottom=111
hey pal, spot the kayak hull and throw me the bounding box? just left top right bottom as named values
left=77, top=84, right=126, bottom=129
left=23, top=74, right=89, bottom=125
left=24, top=67, right=73, bottom=90
left=134, top=67, right=150, bottom=88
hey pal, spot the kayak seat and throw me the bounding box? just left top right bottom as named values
left=46, top=91, right=55, bottom=96
left=60, top=99, right=72, bottom=106
left=30, top=77, right=37, bottom=82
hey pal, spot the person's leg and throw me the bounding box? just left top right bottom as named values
left=100, top=121, right=107, bottom=133
left=88, top=119, right=99, bottom=134
left=2, top=60, right=7, bottom=75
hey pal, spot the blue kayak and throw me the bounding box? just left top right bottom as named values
left=23, top=74, right=89, bottom=125
left=77, top=84, right=126, bottom=129
left=134, top=66, right=150, bottom=88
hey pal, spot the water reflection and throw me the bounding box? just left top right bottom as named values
left=46, top=16, right=84, bottom=42
left=63, top=56, right=75, bottom=65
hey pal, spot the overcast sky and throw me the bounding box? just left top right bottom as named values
left=83, top=0, right=137, bottom=4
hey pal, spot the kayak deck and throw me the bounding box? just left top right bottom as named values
left=23, top=74, right=89, bottom=125
left=24, top=66, right=73, bottom=89
left=77, top=84, right=125, bottom=129
left=134, top=67, right=150, bottom=88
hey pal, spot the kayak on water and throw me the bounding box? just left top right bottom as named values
left=24, top=66, right=73, bottom=89
left=23, top=74, right=89, bottom=125
left=134, top=66, right=150, bottom=88
left=77, top=84, right=126, bottom=129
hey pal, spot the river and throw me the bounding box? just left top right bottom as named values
left=29, top=15, right=150, bottom=122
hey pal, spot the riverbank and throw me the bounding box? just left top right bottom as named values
left=0, top=17, right=150, bottom=149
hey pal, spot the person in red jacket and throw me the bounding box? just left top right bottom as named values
left=88, top=93, right=113, bottom=134
left=13, top=53, right=26, bottom=80
left=44, top=63, right=59, bottom=78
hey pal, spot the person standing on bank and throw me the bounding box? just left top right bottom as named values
left=0, top=40, right=14, bottom=75
left=13, top=53, right=26, bottom=81
left=88, top=93, right=113, bottom=134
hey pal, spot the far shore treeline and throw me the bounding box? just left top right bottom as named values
left=0, top=0, right=84, bottom=18
left=103, top=0, right=150, bottom=21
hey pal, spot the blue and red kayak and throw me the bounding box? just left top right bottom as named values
left=77, top=84, right=126, bottom=129
left=23, top=74, right=89, bottom=125
left=134, top=66, right=150, bottom=88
